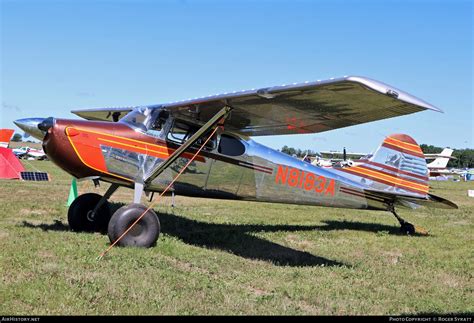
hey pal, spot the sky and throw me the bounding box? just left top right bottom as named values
left=1, top=0, right=472, bottom=153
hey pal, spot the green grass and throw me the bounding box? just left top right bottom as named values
left=1, top=160, right=473, bottom=315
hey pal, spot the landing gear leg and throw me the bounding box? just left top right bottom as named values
left=88, top=183, right=119, bottom=220
left=388, top=204, right=428, bottom=235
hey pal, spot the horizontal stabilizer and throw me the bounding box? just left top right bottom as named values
left=364, top=189, right=458, bottom=209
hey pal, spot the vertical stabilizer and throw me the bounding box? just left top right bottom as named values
left=341, top=134, right=429, bottom=198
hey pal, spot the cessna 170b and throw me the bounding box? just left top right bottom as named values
left=14, top=76, right=457, bottom=248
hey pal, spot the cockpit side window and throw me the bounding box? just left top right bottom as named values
left=167, top=121, right=192, bottom=142
left=166, top=120, right=217, bottom=150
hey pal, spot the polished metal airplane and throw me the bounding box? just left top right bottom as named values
left=14, top=76, right=457, bottom=248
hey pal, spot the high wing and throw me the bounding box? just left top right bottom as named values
left=72, top=76, right=441, bottom=136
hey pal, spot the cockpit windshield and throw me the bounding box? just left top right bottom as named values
left=120, top=107, right=168, bottom=134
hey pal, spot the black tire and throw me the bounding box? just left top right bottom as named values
left=107, top=203, right=160, bottom=248
left=67, top=193, right=111, bottom=233
left=400, top=222, right=416, bottom=235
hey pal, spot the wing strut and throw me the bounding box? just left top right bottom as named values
left=143, top=105, right=232, bottom=186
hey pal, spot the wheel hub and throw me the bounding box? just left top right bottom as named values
left=86, top=210, right=95, bottom=222
left=128, top=221, right=144, bottom=237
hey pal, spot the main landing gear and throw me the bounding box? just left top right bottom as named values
left=108, top=203, right=160, bottom=248
left=67, top=183, right=161, bottom=247
left=67, top=106, right=231, bottom=248
left=388, top=204, right=429, bottom=235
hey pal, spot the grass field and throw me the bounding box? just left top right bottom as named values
left=1, top=160, right=472, bottom=315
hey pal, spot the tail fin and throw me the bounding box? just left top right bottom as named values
left=0, top=129, right=15, bottom=148
left=346, top=134, right=429, bottom=198
left=426, top=148, right=454, bottom=169
left=340, top=134, right=458, bottom=209
left=338, top=134, right=458, bottom=209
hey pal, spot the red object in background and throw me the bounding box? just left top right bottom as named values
left=0, top=129, right=15, bottom=147
left=0, top=147, right=25, bottom=179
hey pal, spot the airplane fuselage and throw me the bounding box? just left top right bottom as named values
left=42, top=117, right=387, bottom=212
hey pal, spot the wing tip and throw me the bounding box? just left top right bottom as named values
left=344, top=75, right=444, bottom=113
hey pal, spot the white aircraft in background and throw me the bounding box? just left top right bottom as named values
left=306, top=146, right=462, bottom=178
left=303, top=148, right=369, bottom=168
left=12, top=146, right=47, bottom=160
left=425, top=148, right=457, bottom=177
left=320, top=149, right=370, bottom=167
left=304, top=152, right=334, bottom=167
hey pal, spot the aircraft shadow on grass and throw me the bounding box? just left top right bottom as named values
left=20, top=204, right=416, bottom=267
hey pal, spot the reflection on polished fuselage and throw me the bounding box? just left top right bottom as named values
left=41, top=108, right=385, bottom=212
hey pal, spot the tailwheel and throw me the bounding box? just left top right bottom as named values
left=400, top=222, right=429, bottom=235
left=68, top=193, right=111, bottom=233
left=400, top=222, right=416, bottom=235
left=389, top=204, right=429, bottom=236
left=107, top=203, right=160, bottom=248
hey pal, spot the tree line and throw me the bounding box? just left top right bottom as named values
left=280, top=146, right=317, bottom=158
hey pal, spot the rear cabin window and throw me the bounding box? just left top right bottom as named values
left=218, top=134, right=245, bottom=156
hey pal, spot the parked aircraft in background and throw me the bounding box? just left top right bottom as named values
left=14, top=76, right=457, bottom=248
left=12, top=147, right=47, bottom=160
left=309, top=153, right=334, bottom=167
left=302, top=149, right=369, bottom=168
left=312, top=147, right=464, bottom=179
left=320, top=149, right=369, bottom=167
left=301, top=152, right=332, bottom=167
left=425, top=148, right=457, bottom=177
